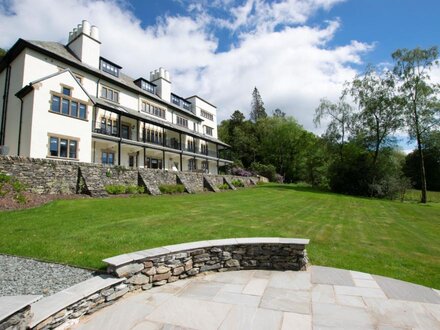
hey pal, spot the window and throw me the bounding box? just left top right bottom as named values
left=74, top=74, right=83, bottom=85
left=62, top=99, right=70, bottom=115
left=141, top=101, right=166, bottom=119
left=145, top=157, right=163, bottom=169
left=205, top=126, right=213, bottom=136
left=201, top=110, right=214, bottom=121
left=101, top=86, right=119, bottom=103
left=79, top=104, right=87, bottom=119
left=182, top=101, right=191, bottom=111
left=145, top=128, right=163, bottom=145
left=100, top=59, right=120, bottom=77
left=71, top=102, right=78, bottom=117
left=202, top=160, right=209, bottom=172
left=201, top=143, right=208, bottom=155
left=51, top=95, right=60, bottom=113
left=187, top=139, right=196, bottom=152
left=102, top=151, right=114, bottom=165
left=62, top=87, right=71, bottom=96
left=141, top=80, right=156, bottom=94
left=176, top=116, right=188, bottom=128
left=188, top=158, right=197, bottom=171
left=171, top=94, right=180, bottom=106
left=48, top=136, right=78, bottom=159
left=50, top=87, right=88, bottom=120
left=121, top=125, right=130, bottom=139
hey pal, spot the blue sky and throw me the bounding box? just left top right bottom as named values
left=0, top=0, right=439, bottom=150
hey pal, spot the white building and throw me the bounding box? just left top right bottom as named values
left=0, top=20, right=231, bottom=173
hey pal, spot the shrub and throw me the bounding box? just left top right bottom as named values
left=217, top=183, right=229, bottom=190
left=159, top=184, right=185, bottom=194
left=105, top=185, right=127, bottom=195
left=250, top=162, right=277, bottom=182
left=105, top=184, right=145, bottom=195
left=231, top=167, right=252, bottom=177
left=231, top=179, right=244, bottom=187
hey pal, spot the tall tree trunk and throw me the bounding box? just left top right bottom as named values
left=414, top=100, right=427, bottom=203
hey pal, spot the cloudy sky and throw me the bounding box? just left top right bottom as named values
left=0, top=0, right=439, bottom=134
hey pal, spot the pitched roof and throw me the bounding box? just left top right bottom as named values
left=0, top=39, right=203, bottom=121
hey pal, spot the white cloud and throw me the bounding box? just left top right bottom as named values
left=0, top=0, right=372, bottom=132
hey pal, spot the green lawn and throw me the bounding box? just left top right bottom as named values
left=0, top=184, right=439, bottom=289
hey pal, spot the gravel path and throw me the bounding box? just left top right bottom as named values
left=0, top=255, right=95, bottom=297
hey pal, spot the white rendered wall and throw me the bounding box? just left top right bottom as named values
left=187, top=96, right=218, bottom=138
left=28, top=71, right=92, bottom=161
left=3, top=51, right=26, bottom=155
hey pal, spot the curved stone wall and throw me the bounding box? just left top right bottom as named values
left=104, top=237, right=310, bottom=291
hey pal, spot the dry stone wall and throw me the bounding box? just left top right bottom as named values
left=0, top=156, right=260, bottom=197
left=105, top=238, right=309, bottom=291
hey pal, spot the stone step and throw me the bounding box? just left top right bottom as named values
left=203, top=175, right=220, bottom=192
left=176, top=173, right=195, bottom=194
left=78, top=167, right=108, bottom=197
left=223, top=176, right=237, bottom=190
left=138, top=172, right=161, bottom=196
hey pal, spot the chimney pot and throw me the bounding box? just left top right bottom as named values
left=82, top=20, right=91, bottom=36
left=90, top=25, right=100, bottom=41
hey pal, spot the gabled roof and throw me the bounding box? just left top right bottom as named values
left=15, top=68, right=94, bottom=101
left=0, top=39, right=203, bottom=122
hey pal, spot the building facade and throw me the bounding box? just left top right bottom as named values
left=0, top=20, right=231, bottom=174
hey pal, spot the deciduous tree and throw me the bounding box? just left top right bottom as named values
left=392, top=47, right=440, bottom=203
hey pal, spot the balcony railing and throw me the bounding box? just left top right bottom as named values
left=92, top=121, right=230, bottom=160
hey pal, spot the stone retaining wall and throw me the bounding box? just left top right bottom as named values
left=104, top=238, right=309, bottom=291
left=0, top=156, right=260, bottom=197
left=0, top=238, right=309, bottom=330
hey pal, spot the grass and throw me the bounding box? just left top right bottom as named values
left=0, top=184, right=439, bottom=289
left=404, top=189, right=440, bottom=203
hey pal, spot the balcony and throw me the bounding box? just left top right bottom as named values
left=92, top=121, right=230, bottom=160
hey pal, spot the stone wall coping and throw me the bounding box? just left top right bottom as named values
left=29, top=275, right=125, bottom=328
left=0, top=295, right=42, bottom=322
left=103, top=237, right=310, bottom=267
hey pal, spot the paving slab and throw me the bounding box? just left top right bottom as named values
left=73, top=267, right=440, bottom=330
left=281, top=312, right=312, bottom=330
left=374, top=274, right=440, bottom=304
left=242, top=278, right=269, bottom=296
left=260, top=287, right=311, bottom=314
left=145, top=296, right=232, bottom=330
left=313, top=302, right=376, bottom=329
left=311, top=266, right=355, bottom=286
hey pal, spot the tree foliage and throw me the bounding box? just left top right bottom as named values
left=250, top=87, right=267, bottom=122
left=0, top=48, right=6, bottom=60
left=392, top=46, right=440, bottom=202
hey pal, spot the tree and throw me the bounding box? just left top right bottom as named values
left=404, top=130, right=440, bottom=191
left=314, top=98, right=354, bottom=160
left=348, top=67, right=403, bottom=165
left=250, top=87, right=267, bottom=122
left=272, top=108, right=286, bottom=118
left=392, top=47, right=440, bottom=203
left=0, top=48, right=6, bottom=60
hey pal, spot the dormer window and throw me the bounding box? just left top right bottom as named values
left=171, top=94, right=193, bottom=113
left=134, top=78, right=156, bottom=94
left=182, top=101, right=191, bottom=111
left=171, top=94, right=180, bottom=106
left=100, top=57, right=121, bottom=77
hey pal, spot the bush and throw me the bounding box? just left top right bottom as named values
left=0, top=172, right=27, bottom=203
left=231, top=179, right=244, bottom=187
left=217, top=183, right=229, bottom=190
left=231, top=167, right=252, bottom=177
left=159, top=184, right=185, bottom=194
left=105, top=185, right=127, bottom=195
left=105, top=185, right=144, bottom=195
left=250, top=162, right=277, bottom=182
